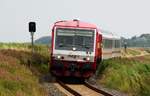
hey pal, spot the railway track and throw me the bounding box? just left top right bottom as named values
left=55, top=79, right=113, bottom=96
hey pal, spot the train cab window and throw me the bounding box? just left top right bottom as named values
left=55, top=28, right=95, bottom=51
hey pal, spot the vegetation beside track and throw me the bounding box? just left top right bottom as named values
left=0, top=43, right=49, bottom=96
left=97, top=49, right=150, bottom=96
left=1, top=43, right=149, bottom=96
left=145, top=48, right=150, bottom=53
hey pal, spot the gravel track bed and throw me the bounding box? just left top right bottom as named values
left=42, top=83, right=66, bottom=96
left=39, top=73, right=128, bottom=96
left=39, top=74, right=66, bottom=96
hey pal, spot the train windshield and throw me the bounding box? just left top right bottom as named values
left=55, top=28, right=95, bottom=51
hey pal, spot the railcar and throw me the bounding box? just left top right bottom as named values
left=50, top=20, right=121, bottom=78
left=102, top=31, right=121, bottom=59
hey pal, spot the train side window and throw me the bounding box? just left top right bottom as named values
left=103, top=39, right=113, bottom=49
left=114, top=40, right=121, bottom=48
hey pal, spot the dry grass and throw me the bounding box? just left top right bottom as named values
left=0, top=52, right=47, bottom=96
left=121, top=48, right=149, bottom=58
left=0, top=44, right=50, bottom=96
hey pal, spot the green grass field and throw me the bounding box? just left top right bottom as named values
left=97, top=55, right=150, bottom=96
left=0, top=43, right=49, bottom=96
left=0, top=43, right=150, bottom=96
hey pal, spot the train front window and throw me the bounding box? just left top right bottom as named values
left=55, top=28, right=95, bottom=51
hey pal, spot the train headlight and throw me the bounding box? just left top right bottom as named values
left=73, top=47, right=76, bottom=51
left=86, top=57, right=90, bottom=61
left=57, top=55, right=61, bottom=59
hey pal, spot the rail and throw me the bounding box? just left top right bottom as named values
left=56, top=79, right=114, bottom=96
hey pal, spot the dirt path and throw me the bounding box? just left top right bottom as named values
left=121, top=48, right=149, bottom=58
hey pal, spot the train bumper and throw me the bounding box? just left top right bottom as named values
left=50, top=60, right=95, bottom=78
left=51, top=70, right=94, bottom=78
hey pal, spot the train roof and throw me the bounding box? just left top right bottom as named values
left=54, top=20, right=97, bottom=29
left=102, top=30, right=120, bottom=39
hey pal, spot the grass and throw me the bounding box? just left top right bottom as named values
left=145, top=48, right=150, bottom=53
left=122, top=48, right=141, bottom=56
left=1, top=43, right=149, bottom=96
left=97, top=56, right=150, bottom=96
left=0, top=43, right=50, bottom=96
left=127, top=49, right=141, bottom=55
left=0, top=43, right=50, bottom=74
left=0, top=43, right=29, bottom=50
left=0, top=42, right=50, bottom=57
left=0, top=49, right=49, bottom=74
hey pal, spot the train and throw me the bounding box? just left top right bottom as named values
left=50, top=20, right=121, bottom=78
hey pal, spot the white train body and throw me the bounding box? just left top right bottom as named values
left=102, top=31, right=121, bottom=59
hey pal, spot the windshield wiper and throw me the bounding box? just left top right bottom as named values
left=76, top=44, right=90, bottom=49
left=84, top=45, right=90, bottom=49
left=58, top=43, right=64, bottom=47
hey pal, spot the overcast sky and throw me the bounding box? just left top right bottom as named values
left=0, top=0, right=150, bottom=42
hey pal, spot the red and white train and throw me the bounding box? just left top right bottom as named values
left=50, top=20, right=121, bottom=78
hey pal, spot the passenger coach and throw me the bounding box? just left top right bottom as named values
left=102, top=31, right=121, bottom=59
